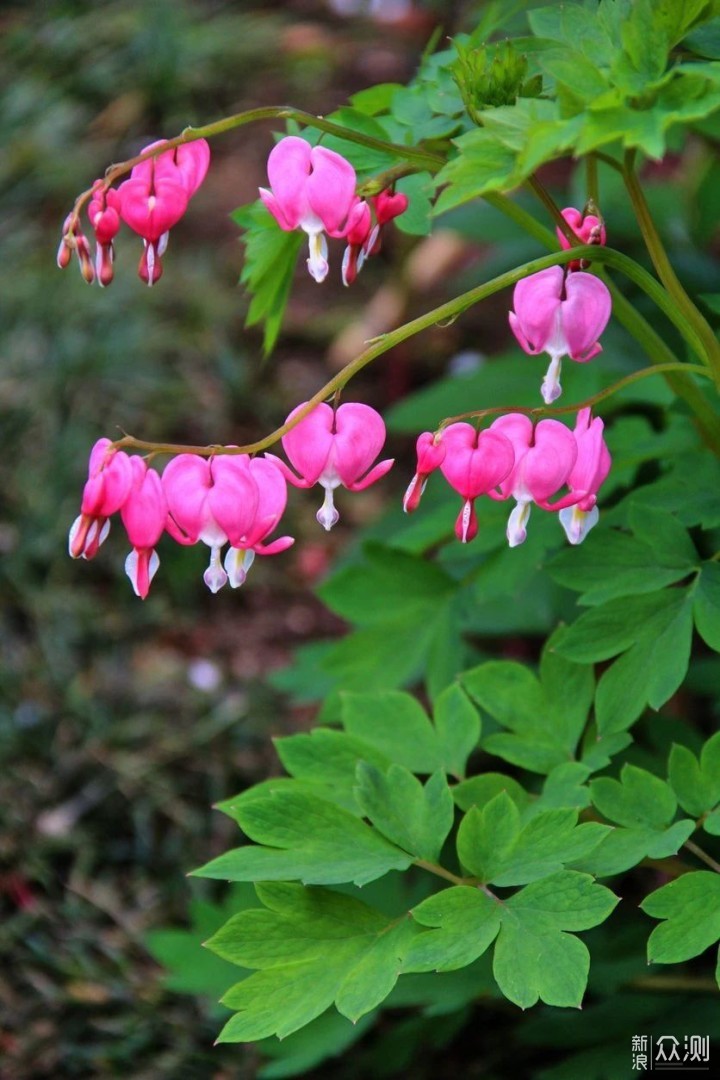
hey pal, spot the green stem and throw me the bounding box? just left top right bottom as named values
left=526, top=175, right=582, bottom=246
left=603, top=276, right=720, bottom=454
left=114, top=246, right=717, bottom=459
left=413, top=859, right=472, bottom=887
left=628, top=975, right=719, bottom=994
left=66, top=105, right=444, bottom=232
left=684, top=838, right=720, bottom=874
left=624, top=151, right=720, bottom=382
left=438, top=363, right=712, bottom=429
left=586, top=154, right=599, bottom=205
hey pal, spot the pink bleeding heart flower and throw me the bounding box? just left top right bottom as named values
left=162, top=454, right=259, bottom=593
left=365, top=189, right=409, bottom=256
left=509, top=266, right=612, bottom=404
left=488, top=414, right=578, bottom=547
left=403, top=431, right=446, bottom=514
left=558, top=408, right=612, bottom=545
left=88, top=181, right=121, bottom=287
left=120, top=456, right=167, bottom=599
left=341, top=199, right=372, bottom=287
left=68, top=438, right=134, bottom=560
left=259, top=136, right=357, bottom=283
left=439, top=424, right=515, bottom=543
left=116, top=139, right=210, bottom=286
left=224, top=458, right=295, bottom=588
left=131, top=139, right=211, bottom=198
left=268, top=401, right=394, bottom=530
left=557, top=206, right=606, bottom=271
left=57, top=213, right=95, bottom=284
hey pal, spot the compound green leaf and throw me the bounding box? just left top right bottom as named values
left=642, top=871, right=720, bottom=964
left=694, top=561, right=720, bottom=652
left=194, top=790, right=412, bottom=887
left=341, top=691, right=442, bottom=773
left=211, top=884, right=420, bottom=1039
left=432, top=684, right=481, bottom=779
left=493, top=872, right=619, bottom=1009
left=406, top=887, right=502, bottom=972
left=355, top=764, right=454, bottom=862
left=590, top=764, right=677, bottom=830
left=668, top=733, right=720, bottom=817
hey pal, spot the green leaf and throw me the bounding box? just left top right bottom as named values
left=193, top=790, right=412, bottom=887
left=573, top=820, right=695, bottom=878
left=456, top=795, right=608, bottom=886
left=694, top=561, right=720, bottom=652
left=350, top=83, right=404, bottom=115
left=532, top=763, right=592, bottom=813
left=594, top=592, right=694, bottom=734
left=548, top=527, right=696, bottom=606
left=432, top=684, right=481, bottom=779
left=341, top=691, right=443, bottom=773
left=453, top=773, right=530, bottom=813
left=275, top=729, right=392, bottom=810
left=395, top=172, right=435, bottom=236
left=257, top=1010, right=374, bottom=1079
left=210, top=884, right=421, bottom=1038
left=668, top=732, right=720, bottom=817
left=590, top=764, right=678, bottom=830
left=234, top=202, right=303, bottom=355
left=628, top=504, right=698, bottom=568
left=553, top=591, right=685, bottom=663
left=406, top=887, right=502, bottom=972
left=319, top=543, right=456, bottom=626
left=463, top=655, right=591, bottom=774
left=642, top=871, right=720, bottom=963
left=433, top=129, right=517, bottom=214
left=493, top=872, right=619, bottom=1009
left=456, top=794, right=520, bottom=882
left=355, top=765, right=454, bottom=862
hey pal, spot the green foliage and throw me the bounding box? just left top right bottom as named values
left=234, top=202, right=303, bottom=356
left=641, top=872, right=720, bottom=975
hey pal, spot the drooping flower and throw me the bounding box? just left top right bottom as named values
left=120, top=456, right=167, bottom=598
left=439, top=423, right=515, bottom=543
left=68, top=438, right=134, bottom=560
left=341, top=199, right=372, bottom=287
left=117, top=139, right=210, bottom=285
left=162, top=454, right=259, bottom=592
left=403, top=431, right=446, bottom=514
left=87, top=181, right=121, bottom=287
left=557, top=205, right=606, bottom=271
left=558, top=408, right=611, bottom=545
left=509, top=266, right=612, bottom=404
left=267, top=401, right=394, bottom=530
left=365, top=189, right=409, bottom=256
left=488, top=414, right=578, bottom=546
left=259, top=136, right=357, bottom=283
left=224, top=458, right=294, bottom=588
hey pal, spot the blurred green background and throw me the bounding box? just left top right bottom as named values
left=0, top=2, right=478, bottom=1076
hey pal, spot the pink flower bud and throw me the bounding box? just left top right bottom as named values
left=509, top=267, right=612, bottom=403
left=557, top=206, right=606, bottom=270
left=121, top=456, right=167, bottom=599
left=365, top=189, right=409, bottom=256
left=259, top=136, right=357, bottom=283
left=267, top=401, right=393, bottom=530
left=57, top=214, right=95, bottom=284
left=403, top=432, right=446, bottom=514
left=341, top=199, right=372, bottom=286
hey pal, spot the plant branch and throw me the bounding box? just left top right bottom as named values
left=437, top=363, right=712, bottom=429
left=64, top=104, right=445, bottom=234
left=684, top=838, right=720, bottom=874
left=624, top=150, right=720, bottom=382
left=114, top=245, right=717, bottom=459
left=413, top=859, right=473, bottom=886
